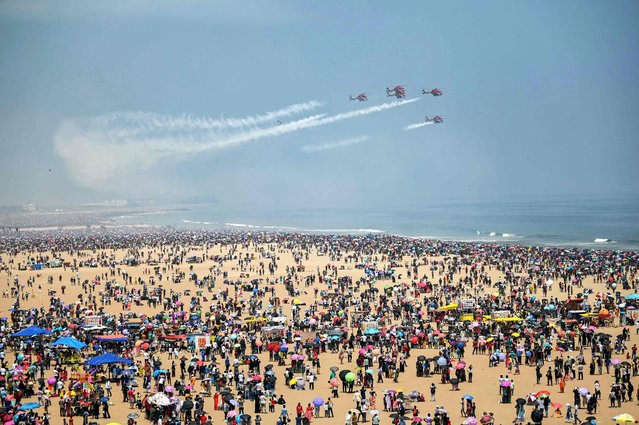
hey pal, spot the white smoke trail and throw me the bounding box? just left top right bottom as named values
left=404, top=121, right=433, bottom=131
left=110, top=100, right=323, bottom=131
left=301, top=136, right=368, bottom=153
left=54, top=98, right=418, bottom=188
left=196, top=98, right=418, bottom=152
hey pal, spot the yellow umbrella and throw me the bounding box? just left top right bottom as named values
left=293, top=299, right=302, bottom=305
left=613, top=414, right=635, bottom=423
left=289, top=379, right=297, bottom=385
left=486, top=337, right=494, bottom=342
left=512, top=332, right=520, bottom=337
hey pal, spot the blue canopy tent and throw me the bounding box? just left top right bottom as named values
left=12, top=326, right=52, bottom=338
left=86, top=353, right=133, bottom=366
left=51, top=336, right=87, bottom=350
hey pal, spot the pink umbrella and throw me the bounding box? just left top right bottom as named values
left=330, top=378, right=339, bottom=387
left=252, top=376, right=262, bottom=381
left=611, top=359, right=621, bottom=366
left=456, top=361, right=467, bottom=370
left=227, top=410, right=238, bottom=418
left=255, top=340, right=263, bottom=347
left=466, top=417, right=478, bottom=425
left=164, top=386, right=174, bottom=393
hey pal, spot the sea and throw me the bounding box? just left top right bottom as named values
left=111, top=196, right=639, bottom=251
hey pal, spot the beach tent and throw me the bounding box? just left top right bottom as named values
left=52, top=336, right=87, bottom=350
left=96, top=334, right=128, bottom=343
left=12, top=326, right=52, bottom=337
left=86, top=353, right=133, bottom=366
left=438, top=304, right=458, bottom=311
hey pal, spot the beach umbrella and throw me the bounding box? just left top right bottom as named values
left=164, top=385, right=175, bottom=392
left=463, top=394, right=474, bottom=400
left=313, top=397, right=325, bottom=406
left=585, top=417, right=596, bottom=422
left=20, top=402, right=41, bottom=410
left=466, top=417, right=478, bottom=425
left=552, top=403, right=563, bottom=409
left=339, top=370, right=351, bottom=380
left=531, top=411, right=543, bottom=423
left=578, top=388, right=589, bottom=396
left=390, top=413, right=409, bottom=419
left=330, top=377, right=340, bottom=387
left=417, top=355, right=426, bottom=361
left=613, top=414, right=635, bottom=423
left=99, top=397, right=109, bottom=402
left=535, top=390, right=550, bottom=398
left=412, top=418, right=423, bottom=423
left=500, top=380, right=511, bottom=387
left=182, top=399, right=194, bottom=410
left=152, top=369, right=168, bottom=377
left=330, top=366, right=339, bottom=372
left=516, top=398, right=526, bottom=405
left=450, top=378, right=459, bottom=385
left=227, top=411, right=238, bottom=418
left=345, top=372, right=356, bottom=382
left=480, top=415, right=492, bottom=424
left=127, top=413, right=140, bottom=419
left=611, top=359, right=621, bottom=366
left=370, top=410, right=380, bottom=416
left=437, top=357, right=447, bottom=366
left=456, top=361, right=467, bottom=370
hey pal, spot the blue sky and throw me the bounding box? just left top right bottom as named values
left=0, top=0, right=638, bottom=207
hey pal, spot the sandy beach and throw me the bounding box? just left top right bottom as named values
left=0, top=229, right=637, bottom=425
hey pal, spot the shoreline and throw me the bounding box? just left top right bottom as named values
left=1, top=224, right=637, bottom=253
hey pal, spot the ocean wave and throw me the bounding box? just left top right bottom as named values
left=223, top=222, right=384, bottom=234
left=476, top=230, right=519, bottom=238
left=594, top=238, right=611, bottom=243
left=304, top=228, right=385, bottom=234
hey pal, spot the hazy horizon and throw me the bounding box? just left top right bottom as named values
left=1, top=1, right=638, bottom=209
